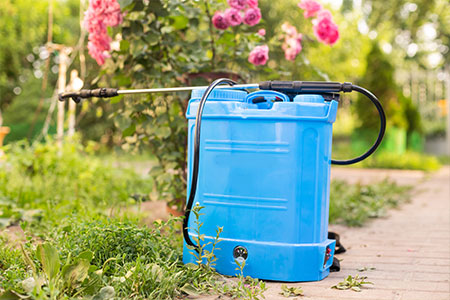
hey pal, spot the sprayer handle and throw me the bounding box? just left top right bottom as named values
left=259, top=81, right=353, bottom=94
left=58, top=88, right=119, bottom=103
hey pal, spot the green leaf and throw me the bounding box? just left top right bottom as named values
left=180, top=283, right=199, bottom=296
left=61, top=259, right=90, bottom=288
left=76, top=250, right=94, bottom=263
left=0, top=291, right=23, bottom=300
left=36, top=243, right=60, bottom=281
left=118, top=0, right=133, bottom=8
left=170, top=15, right=189, bottom=30
left=93, top=286, right=115, bottom=300
left=82, top=272, right=103, bottom=296
left=122, top=124, right=136, bottom=137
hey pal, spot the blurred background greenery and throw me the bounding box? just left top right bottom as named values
left=0, top=0, right=448, bottom=204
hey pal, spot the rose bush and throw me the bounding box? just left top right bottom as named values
left=86, top=0, right=341, bottom=210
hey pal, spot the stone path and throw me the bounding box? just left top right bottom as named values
left=198, top=166, right=450, bottom=300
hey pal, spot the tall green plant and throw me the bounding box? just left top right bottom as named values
left=354, top=41, right=408, bottom=130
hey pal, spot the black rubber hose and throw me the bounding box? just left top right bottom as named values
left=331, top=84, right=386, bottom=165
left=183, top=78, right=236, bottom=251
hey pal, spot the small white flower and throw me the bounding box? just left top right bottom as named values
left=21, top=277, right=36, bottom=293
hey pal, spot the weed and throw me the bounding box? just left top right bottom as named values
left=280, top=284, right=304, bottom=297
left=357, top=266, right=376, bottom=272
left=221, top=258, right=267, bottom=300
left=2, top=242, right=106, bottom=299
left=330, top=179, right=411, bottom=226
left=188, top=203, right=223, bottom=269
left=332, top=275, right=373, bottom=292
left=0, top=240, right=28, bottom=294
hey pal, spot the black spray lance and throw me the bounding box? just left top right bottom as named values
left=59, top=79, right=386, bottom=250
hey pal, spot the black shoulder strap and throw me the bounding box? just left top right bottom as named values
left=328, top=231, right=346, bottom=254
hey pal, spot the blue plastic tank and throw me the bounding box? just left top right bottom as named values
left=183, top=88, right=338, bottom=282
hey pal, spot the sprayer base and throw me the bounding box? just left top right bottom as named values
left=183, top=236, right=336, bottom=282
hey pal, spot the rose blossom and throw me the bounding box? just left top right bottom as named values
left=83, top=0, right=122, bottom=65
left=316, top=9, right=332, bottom=21
left=247, top=0, right=258, bottom=8
left=89, top=30, right=111, bottom=50
left=257, top=28, right=266, bottom=36
left=281, top=22, right=298, bottom=37
left=243, top=7, right=261, bottom=26
left=224, top=8, right=243, bottom=26
left=281, top=22, right=303, bottom=60
left=248, top=45, right=269, bottom=65
left=313, top=17, right=339, bottom=45
left=227, top=0, right=246, bottom=10
left=212, top=11, right=230, bottom=30
left=83, top=11, right=106, bottom=34
left=283, top=38, right=302, bottom=60
left=298, top=0, right=322, bottom=18
left=103, top=9, right=123, bottom=27
left=88, top=41, right=110, bottom=65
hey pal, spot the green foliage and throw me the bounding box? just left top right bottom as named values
left=54, top=219, right=181, bottom=272
left=188, top=204, right=223, bottom=269
left=105, top=0, right=265, bottom=209
left=2, top=243, right=103, bottom=300
left=0, top=0, right=80, bottom=111
left=0, top=138, right=152, bottom=227
left=226, top=259, right=267, bottom=300
left=361, top=151, right=441, bottom=171
left=0, top=212, right=266, bottom=299
left=329, top=179, right=411, bottom=226
left=332, top=275, right=373, bottom=292
left=0, top=139, right=416, bottom=300
left=354, top=41, right=409, bottom=130
left=0, top=242, right=28, bottom=294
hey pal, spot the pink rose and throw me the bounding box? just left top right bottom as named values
left=283, top=38, right=302, bottom=60
left=248, top=45, right=269, bottom=65
left=83, top=0, right=123, bottom=65
left=104, top=11, right=123, bottom=27
left=84, top=10, right=106, bottom=33
left=316, top=9, right=332, bottom=21
left=224, top=8, right=243, bottom=27
left=88, top=41, right=110, bottom=65
left=243, top=7, right=261, bottom=26
left=227, top=0, right=246, bottom=10
left=89, top=31, right=111, bottom=50
left=281, top=22, right=298, bottom=37
left=298, top=0, right=322, bottom=18
left=212, top=11, right=230, bottom=30
left=257, top=28, right=266, bottom=36
left=313, top=17, right=339, bottom=45
left=280, top=22, right=303, bottom=60
left=247, top=0, right=258, bottom=8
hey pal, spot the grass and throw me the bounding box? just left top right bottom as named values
left=360, top=151, right=441, bottom=171
left=0, top=139, right=413, bottom=299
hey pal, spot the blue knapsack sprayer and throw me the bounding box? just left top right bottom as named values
left=60, top=79, right=385, bottom=282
